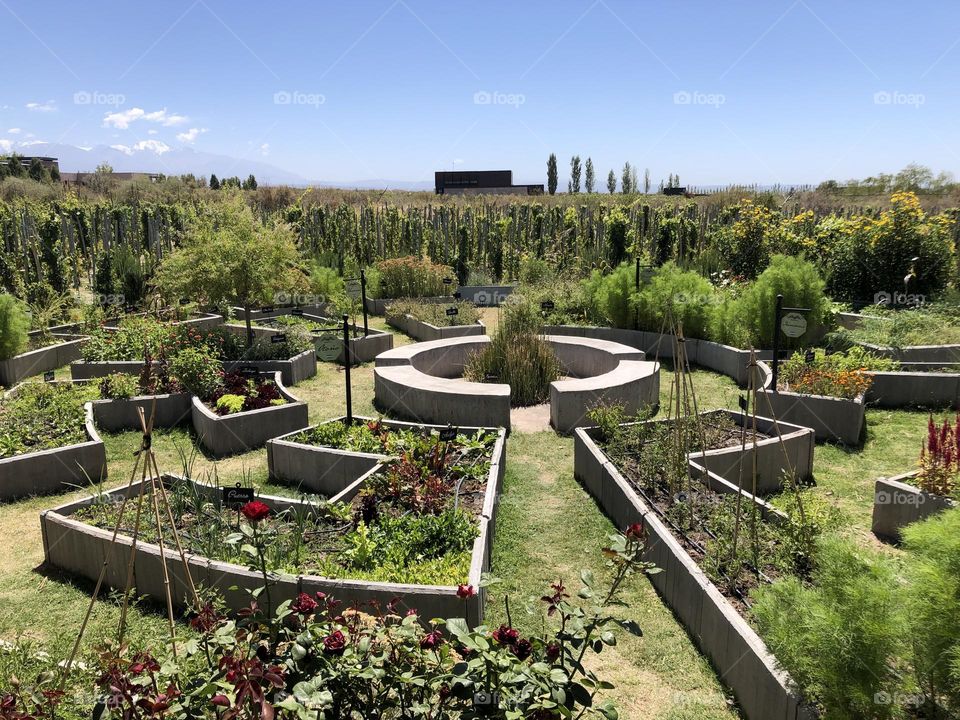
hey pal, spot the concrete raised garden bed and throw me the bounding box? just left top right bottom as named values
left=0, top=333, right=87, bottom=386
left=253, top=313, right=394, bottom=365
left=573, top=426, right=813, bottom=720
left=71, top=359, right=159, bottom=381
left=267, top=416, right=507, bottom=497
left=0, top=383, right=107, bottom=501
left=191, top=372, right=309, bottom=458
left=386, top=311, right=485, bottom=342
left=365, top=295, right=454, bottom=316
left=91, top=392, right=193, bottom=432
left=42, top=446, right=505, bottom=623
left=866, top=368, right=960, bottom=409
left=871, top=470, right=956, bottom=543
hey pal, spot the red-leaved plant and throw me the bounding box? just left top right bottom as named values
left=918, top=414, right=960, bottom=496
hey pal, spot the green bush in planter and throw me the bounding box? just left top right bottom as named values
left=169, top=346, right=221, bottom=399
left=582, top=263, right=635, bottom=329
left=0, top=293, right=30, bottom=360
left=636, top=262, right=716, bottom=339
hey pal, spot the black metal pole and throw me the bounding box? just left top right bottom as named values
left=359, top=269, right=369, bottom=336
left=771, top=294, right=783, bottom=392
left=342, top=314, right=353, bottom=424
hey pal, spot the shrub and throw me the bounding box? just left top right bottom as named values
left=464, top=298, right=561, bottom=406
left=712, top=255, right=832, bottom=349
left=778, top=347, right=892, bottom=398
left=371, top=256, right=454, bottom=298
left=169, top=346, right=221, bottom=399
left=387, top=299, right=479, bottom=327
left=711, top=199, right=784, bottom=279
left=582, top=262, right=635, bottom=329
left=0, top=294, right=30, bottom=360
left=306, top=261, right=346, bottom=304
left=902, top=507, right=960, bottom=715
left=215, top=393, right=245, bottom=415
left=98, top=372, right=139, bottom=400
left=752, top=535, right=904, bottom=720
left=636, top=262, right=716, bottom=338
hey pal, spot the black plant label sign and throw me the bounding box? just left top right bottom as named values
left=804, top=350, right=816, bottom=364
left=43, top=370, right=55, bottom=382
left=446, top=307, right=459, bottom=317
left=292, top=307, right=304, bottom=316
left=443, top=277, right=454, bottom=285
left=738, top=395, right=747, bottom=410
left=540, top=300, right=555, bottom=310
left=261, top=306, right=274, bottom=313
left=179, top=298, right=191, bottom=306
left=271, top=333, right=287, bottom=344
left=223, top=484, right=254, bottom=506
left=439, top=427, right=458, bottom=441
left=239, top=365, right=258, bottom=374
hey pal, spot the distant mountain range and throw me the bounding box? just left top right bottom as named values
left=14, top=141, right=436, bottom=190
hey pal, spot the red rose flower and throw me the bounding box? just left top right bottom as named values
left=240, top=500, right=270, bottom=523
left=492, top=624, right=519, bottom=646
left=512, top=638, right=533, bottom=661
left=625, top=522, right=645, bottom=541
left=291, top=592, right=318, bottom=615
left=545, top=641, right=561, bottom=662
left=323, top=630, right=347, bottom=655
left=420, top=630, right=444, bottom=650
left=456, top=584, right=476, bottom=599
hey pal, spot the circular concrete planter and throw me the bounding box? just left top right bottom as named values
left=0, top=333, right=88, bottom=387
left=0, top=382, right=106, bottom=501
left=191, top=372, right=309, bottom=458
left=42, top=454, right=504, bottom=624
left=267, top=416, right=507, bottom=497
left=91, top=392, right=193, bottom=432
left=373, top=334, right=660, bottom=433
left=871, top=470, right=956, bottom=543
left=572, top=426, right=812, bottom=720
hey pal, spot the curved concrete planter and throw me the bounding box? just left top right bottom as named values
left=374, top=335, right=660, bottom=433
left=42, top=455, right=505, bottom=623
left=0, top=334, right=87, bottom=386
left=365, top=295, right=454, bottom=316
left=871, top=471, right=956, bottom=543
left=756, top=361, right=866, bottom=445
left=91, top=392, right=193, bottom=432
left=386, top=311, right=485, bottom=342
left=221, top=348, right=317, bottom=386
left=267, top=416, right=507, bottom=497
left=191, top=372, right=309, bottom=458
left=573, top=427, right=812, bottom=720
left=0, top=385, right=106, bottom=501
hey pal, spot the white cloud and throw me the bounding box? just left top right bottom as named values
left=19, top=140, right=48, bottom=147
left=147, top=129, right=158, bottom=135
left=176, top=127, right=208, bottom=143
left=0, top=139, right=11, bottom=153
left=109, top=139, right=171, bottom=156
left=7, top=128, right=21, bottom=135
left=260, top=143, right=270, bottom=156
left=103, top=107, right=188, bottom=129
left=26, top=100, right=56, bottom=112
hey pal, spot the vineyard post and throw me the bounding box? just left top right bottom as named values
left=359, top=269, right=369, bottom=336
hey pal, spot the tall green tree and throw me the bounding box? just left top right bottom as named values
left=621, top=162, right=633, bottom=194
left=154, top=194, right=307, bottom=346
left=607, top=170, right=617, bottom=194
left=547, top=153, right=558, bottom=195
left=242, top=174, right=258, bottom=190
left=584, top=157, right=595, bottom=193
left=643, top=168, right=651, bottom=194
left=569, top=155, right=581, bottom=194
left=209, top=173, right=220, bottom=190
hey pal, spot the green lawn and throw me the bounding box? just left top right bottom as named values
left=0, top=314, right=940, bottom=718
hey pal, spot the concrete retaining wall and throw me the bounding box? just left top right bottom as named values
left=0, top=399, right=106, bottom=501
left=365, top=296, right=454, bottom=316
left=757, top=361, right=866, bottom=445
left=92, top=393, right=193, bottom=431
left=386, top=311, right=485, bottom=342
left=102, top=311, right=224, bottom=330
left=871, top=471, right=955, bottom=543
left=456, top=285, right=515, bottom=306
left=71, top=360, right=156, bottom=380
left=0, top=335, right=87, bottom=386
left=192, top=372, right=310, bottom=457
left=267, top=416, right=505, bottom=497
left=867, top=371, right=960, bottom=409
left=42, top=457, right=504, bottom=624
left=222, top=348, right=317, bottom=386
left=573, top=428, right=811, bottom=720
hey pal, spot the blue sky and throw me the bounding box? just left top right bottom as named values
left=2, top=1, right=960, bottom=187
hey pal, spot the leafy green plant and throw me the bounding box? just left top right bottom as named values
left=168, top=345, right=221, bottom=399
left=387, top=299, right=479, bottom=327
left=636, top=262, right=716, bottom=338
left=97, top=372, right=139, bottom=400
left=0, top=382, right=99, bottom=458
left=582, top=263, right=635, bottom=329
left=0, top=293, right=30, bottom=360
left=215, top=393, right=246, bottom=414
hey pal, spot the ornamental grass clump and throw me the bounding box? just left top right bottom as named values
left=464, top=299, right=560, bottom=406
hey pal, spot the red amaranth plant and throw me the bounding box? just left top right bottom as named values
left=918, top=414, right=960, bottom=496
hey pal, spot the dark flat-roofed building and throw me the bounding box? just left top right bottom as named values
left=435, top=170, right=543, bottom=196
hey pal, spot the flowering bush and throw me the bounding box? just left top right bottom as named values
left=918, top=414, right=960, bottom=497
left=1, top=528, right=658, bottom=719
left=778, top=347, right=893, bottom=399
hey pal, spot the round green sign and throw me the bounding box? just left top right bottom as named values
left=315, top=332, right=343, bottom=362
